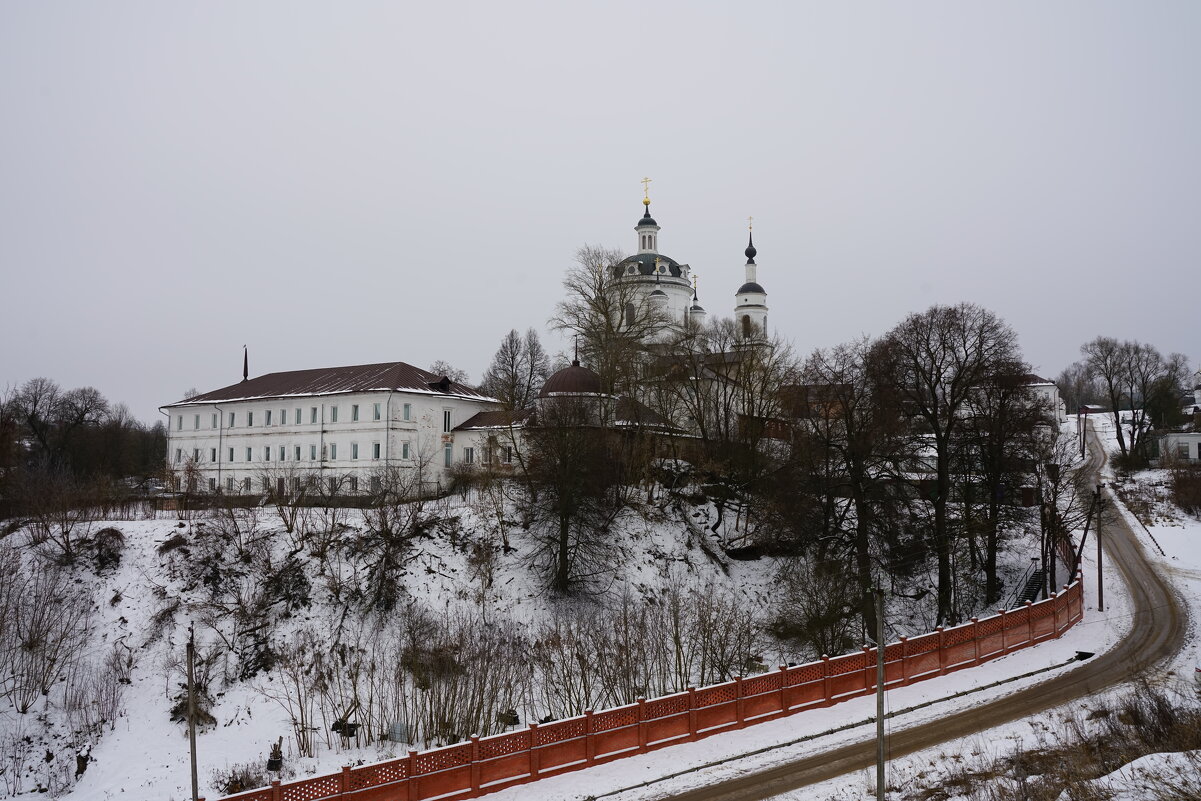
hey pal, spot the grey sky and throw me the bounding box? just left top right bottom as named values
left=2, top=1, right=1198, bottom=423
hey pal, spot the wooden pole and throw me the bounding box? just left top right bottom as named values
left=187, top=625, right=199, bottom=801
left=875, top=588, right=886, bottom=801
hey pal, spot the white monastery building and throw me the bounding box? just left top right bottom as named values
left=161, top=361, right=498, bottom=495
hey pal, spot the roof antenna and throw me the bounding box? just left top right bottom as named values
left=242, top=345, right=248, bottom=382
left=572, top=335, right=580, bottom=367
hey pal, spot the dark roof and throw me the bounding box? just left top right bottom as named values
left=615, top=397, right=680, bottom=431
left=745, top=232, right=757, bottom=263
left=1020, top=374, right=1053, bottom=385
left=539, top=362, right=604, bottom=397
left=637, top=209, right=658, bottom=227
left=455, top=408, right=533, bottom=431
left=737, top=281, right=766, bottom=294
left=164, top=361, right=491, bottom=407
left=614, top=252, right=684, bottom=278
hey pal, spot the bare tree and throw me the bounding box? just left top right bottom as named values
left=1081, top=336, right=1132, bottom=457
left=873, top=303, right=1024, bottom=626
left=428, top=360, right=471, bottom=386
left=480, top=328, right=550, bottom=410
left=549, top=244, right=670, bottom=397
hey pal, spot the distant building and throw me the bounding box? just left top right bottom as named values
left=160, top=361, right=497, bottom=495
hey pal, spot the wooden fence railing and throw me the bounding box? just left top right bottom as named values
left=216, top=578, right=1084, bottom=801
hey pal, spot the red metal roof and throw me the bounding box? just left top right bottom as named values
left=164, top=362, right=492, bottom=407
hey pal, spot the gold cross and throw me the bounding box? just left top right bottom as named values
left=641, top=176, right=653, bottom=201
left=748, top=215, right=753, bottom=230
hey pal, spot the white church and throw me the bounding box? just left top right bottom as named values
left=161, top=188, right=768, bottom=495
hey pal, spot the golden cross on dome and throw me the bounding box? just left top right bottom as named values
left=641, top=176, right=653, bottom=203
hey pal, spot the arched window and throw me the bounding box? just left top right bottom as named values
left=625, top=302, right=636, bottom=327
left=741, top=315, right=752, bottom=338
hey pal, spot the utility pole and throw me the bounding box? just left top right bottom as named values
left=1095, top=485, right=1105, bottom=613
left=875, top=588, right=886, bottom=801
left=187, top=624, right=199, bottom=801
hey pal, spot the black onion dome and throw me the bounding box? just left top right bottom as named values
left=744, top=232, right=757, bottom=262
left=637, top=209, right=658, bottom=227
left=539, top=361, right=603, bottom=397
left=613, top=252, right=684, bottom=278
left=737, top=281, right=766, bottom=294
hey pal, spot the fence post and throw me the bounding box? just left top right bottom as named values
left=997, top=609, right=1008, bottom=654
left=734, top=677, right=745, bottom=727
left=271, top=780, right=281, bottom=801
left=898, top=636, right=909, bottom=684
left=971, top=618, right=980, bottom=664
left=527, top=724, right=540, bottom=778
left=821, top=656, right=831, bottom=703
left=936, top=627, right=946, bottom=675
left=470, top=734, right=481, bottom=791
left=637, top=698, right=648, bottom=750
left=687, top=687, right=698, bottom=738
left=341, top=765, right=351, bottom=794
left=1025, top=600, right=1034, bottom=645
left=584, top=709, right=595, bottom=763
left=407, top=750, right=418, bottom=801
left=862, top=645, right=874, bottom=692
left=777, top=665, right=788, bottom=714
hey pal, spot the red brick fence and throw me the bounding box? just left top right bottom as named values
left=220, top=579, right=1083, bottom=801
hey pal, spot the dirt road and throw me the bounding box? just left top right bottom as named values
left=657, top=429, right=1188, bottom=801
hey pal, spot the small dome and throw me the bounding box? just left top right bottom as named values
left=737, top=281, right=766, bottom=294
left=614, top=252, right=684, bottom=278
left=539, top=361, right=603, bottom=397
left=649, top=289, right=667, bottom=297
left=637, top=209, right=658, bottom=228
left=745, top=232, right=757, bottom=262
left=690, top=302, right=705, bottom=312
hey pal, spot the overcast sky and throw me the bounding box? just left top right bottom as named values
left=2, top=1, right=1198, bottom=423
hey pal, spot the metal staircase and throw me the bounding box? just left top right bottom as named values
left=1012, top=567, right=1045, bottom=608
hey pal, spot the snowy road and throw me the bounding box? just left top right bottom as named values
left=652, top=427, right=1189, bottom=801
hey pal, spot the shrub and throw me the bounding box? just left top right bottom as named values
left=1169, top=467, right=1201, bottom=518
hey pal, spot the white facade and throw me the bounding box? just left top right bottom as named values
left=1025, top=378, right=1067, bottom=424
left=163, top=384, right=497, bottom=495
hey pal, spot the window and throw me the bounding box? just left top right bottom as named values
left=208, top=478, right=217, bottom=492
left=329, top=443, right=337, bottom=460
left=372, top=442, right=381, bottom=460
left=261, top=477, right=270, bottom=493
left=403, top=403, right=411, bottom=421
left=294, top=446, right=301, bottom=461
left=277, top=477, right=285, bottom=496
left=279, top=446, right=285, bottom=461
left=402, top=441, right=411, bottom=460
left=443, top=409, right=453, bottom=432
left=351, top=443, right=359, bottom=460
left=210, top=448, right=217, bottom=462
left=370, top=476, right=381, bottom=494
left=264, top=446, right=271, bottom=462
left=352, top=404, right=360, bottom=422
left=444, top=443, right=453, bottom=467
left=265, top=410, right=273, bottom=426
left=226, top=477, right=235, bottom=492
left=246, top=447, right=252, bottom=461
left=176, top=416, right=182, bottom=430
left=295, top=408, right=301, bottom=424
left=211, top=413, right=218, bottom=429
left=242, top=477, right=251, bottom=493
left=373, top=403, right=381, bottom=421
left=311, top=407, right=318, bottom=424
left=194, top=414, right=200, bottom=430
left=348, top=476, right=358, bottom=493
left=328, top=476, right=338, bottom=495
left=1177, top=442, right=1189, bottom=459
left=193, top=448, right=200, bottom=462
left=229, top=412, right=235, bottom=428
left=175, top=448, right=181, bottom=463
left=1197, top=443, right=1201, bottom=460
left=330, top=406, right=339, bottom=423
left=280, top=409, right=286, bottom=425
left=501, top=446, right=513, bottom=465
left=248, top=411, right=254, bottom=427
left=291, top=477, right=301, bottom=493
left=463, top=447, right=474, bottom=464
left=309, top=444, right=317, bottom=460
left=228, top=447, right=234, bottom=462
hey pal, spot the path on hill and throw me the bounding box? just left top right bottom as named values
left=658, top=427, right=1188, bottom=801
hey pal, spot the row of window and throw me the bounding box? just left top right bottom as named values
left=174, top=441, right=515, bottom=468
left=174, top=441, right=412, bottom=464
left=176, top=402, right=420, bottom=431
